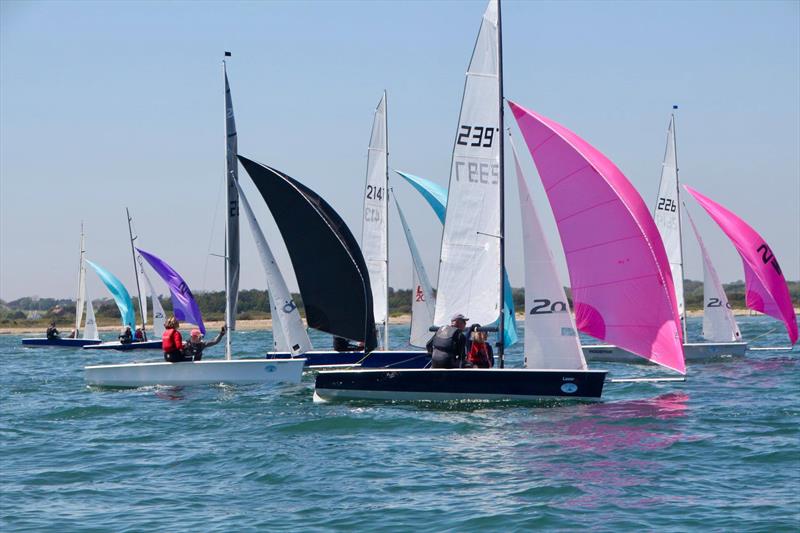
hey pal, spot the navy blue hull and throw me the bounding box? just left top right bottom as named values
left=22, top=338, right=103, bottom=347
left=82, top=340, right=162, bottom=351
left=266, top=350, right=431, bottom=369
left=314, top=368, right=608, bottom=402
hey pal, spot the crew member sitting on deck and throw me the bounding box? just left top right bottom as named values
left=182, top=326, right=226, bottom=361
left=333, top=336, right=361, bottom=352
left=46, top=322, right=60, bottom=340
left=134, top=327, right=144, bottom=342
left=119, top=326, right=133, bottom=344
left=162, top=316, right=186, bottom=362
left=466, top=324, right=494, bottom=368
left=426, top=313, right=469, bottom=368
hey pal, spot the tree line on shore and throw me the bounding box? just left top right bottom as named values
left=2, top=281, right=798, bottom=326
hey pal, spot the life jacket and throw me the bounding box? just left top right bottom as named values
left=431, top=326, right=461, bottom=355
left=467, top=342, right=491, bottom=368
left=162, top=328, right=182, bottom=353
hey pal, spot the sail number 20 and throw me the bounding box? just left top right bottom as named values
left=457, top=125, right=498, bottom=148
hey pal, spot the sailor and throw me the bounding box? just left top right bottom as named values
left=162, top=316, right=187, bottom=362
left=426, top=313, right=469, bottom=368
left=134, top=327, right=144, bottom=342
left=182, top=326, right=226, bottom=361
left=119, top=326, right=133, bottom=344
left=465, top=324, right=494, bottom=368
left=46, top=321, right=60, bottom=340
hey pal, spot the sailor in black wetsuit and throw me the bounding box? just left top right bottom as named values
left=426, top=313, right=469, bottom=368
left=182, top=326, right=226, bottom=361
left=119, top=326, right=133, bottom=344
left=46, top=322, right=60, bottom=340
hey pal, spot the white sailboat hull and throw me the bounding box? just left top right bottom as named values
left=85, top=358, right=306, bottom=387
left=582, top=342, right=747, bottom=364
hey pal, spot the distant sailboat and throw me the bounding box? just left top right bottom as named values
left=584, top=110, right=747, bottom=363
left=684, top=185, right=798, bottom=345
left=22, top=225, right=102, bottom=347
left=83, top=53, right=306, bottom=387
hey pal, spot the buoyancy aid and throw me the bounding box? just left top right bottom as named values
left=162, top=328, right=182, bottom=353
left=432, top=326, right=461, bottom=355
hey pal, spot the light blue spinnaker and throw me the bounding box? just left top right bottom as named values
left=396, top=170, right=518, bottom=347
left=85, top=259, right=136, bottom=332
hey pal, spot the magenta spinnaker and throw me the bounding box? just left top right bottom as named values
left=508, top=100, right=685, bottom=374
left=683, top=185, right=798, bottom=345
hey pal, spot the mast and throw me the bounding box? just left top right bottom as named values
left=75, top=221, right=85, bottom=336
left=126, top=208, right=147, bottom=340
left=223, top=52, right=232, bottom=360
left=497, top=0, right=505, bottom=368
left=383, top=89, right=390, bottom=349
left=672, top=104, right=688, bottom=342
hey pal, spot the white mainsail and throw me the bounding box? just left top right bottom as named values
left=361, top=92, right=389, bottom=347
left=138, top=257, right=166, bottom=338
left=685, top=209, right=742, bottom=342
left=235, top=181, right=312, bottom=355
left=653, top=115, right=686, bottom=335
left=269, top=295, right=289, bottom=352
left=75, top=228, right=86, bottom=335
left=83, top=292, right=99, bottom=340
left=434, top=0, right=501, bottom=327
left=224, top=60, right=240, bottom=331
left=510, top=133, right=586, bottom=370
left=392, top=192, right=435, bottom=348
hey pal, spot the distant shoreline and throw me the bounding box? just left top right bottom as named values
left=1, top=308, right=790, bottom=335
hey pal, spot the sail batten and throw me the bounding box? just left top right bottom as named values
left=509, top=100, right=685, bottom=374
left=684, top=185, right=797, bottom=344
left=238, top=156, right=377, bottom=351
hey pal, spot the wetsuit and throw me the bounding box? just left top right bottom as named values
left=46, top=326, right=60, bottom=340
left=119, top=330, right=133, bottom=344
left=162, top=328, right=186, bottom=362
left=182, top=330, right=225, bottom=361
left=426, top=326, right=466, bottom=369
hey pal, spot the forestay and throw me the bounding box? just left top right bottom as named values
left=138, top=256, right=166, bottom=338
left=238, top=156, right=378, bottom=352
left=434, top=0, right=502, bottom=328
left=362, top=93, right=389, bottom=346
left=653, top=116, right=685, bottom=330
left=224, top=62, right=240, bottom=330
left=85, top=260, right=136, bottom=332
left=509, top=133, right=585, bottom=370
left=684, top=185, right=797, bottom=344
left=685, top=209, right=741, bottom=342
left=137, top=248, right=206, bottom=335
left=509, top=100, right=685, bottom=374
left=235, top=181, right=312, bottom=355
left=392, top=192, right=435, bottom=348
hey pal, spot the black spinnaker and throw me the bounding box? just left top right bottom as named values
left=238, top=156, right=378, bottom=353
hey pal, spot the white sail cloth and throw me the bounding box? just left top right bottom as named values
left=362, top=93, right=389, bottom=341
left=392, top=193, right=436, bottom=348
left=510, top=134, right=586, bottom=370
left=653, top=116, right=685, bottom=329
left=685, top=210, right=742, bottom=342
left=434, top=0, right=502, bottom=327
left=236, top=181, right=312, bottom=355
left=225, top=63, right=240, bottom=330
left=138, top=259, right=166, bottom=338
left=75, top=232, right=86, bottom=335
left=83, top=293, right=99, bottom=340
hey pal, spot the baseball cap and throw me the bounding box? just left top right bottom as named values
left=450, top=313, right=469, bottom=322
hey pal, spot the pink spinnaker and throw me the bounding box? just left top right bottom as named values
left=684, top=185, right=798, bottom=344
left=509, top=100, right=685, bottom=374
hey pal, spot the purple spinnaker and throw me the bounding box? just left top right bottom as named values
left=136, top=248, right=205, bottom=335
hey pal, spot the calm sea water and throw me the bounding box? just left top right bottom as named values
left=2, top=316, right=798, bottom=532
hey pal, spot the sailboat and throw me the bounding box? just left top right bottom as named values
left=82, top=54, right=305, bottom=387
left=315, top=0, right=686, bottom=402
left=83, top=210, right=164, bottom=351
left=583, top=111, right=747, bottom=363
left=22, top=225, right=102, bottom=347
left=684, top=185, right=798, bottom=346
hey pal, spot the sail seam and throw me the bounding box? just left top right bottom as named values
left=555, top=197, right=619, bottom=223
left=572, top=272, right=657, bottom=290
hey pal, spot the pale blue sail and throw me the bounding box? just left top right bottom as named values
left=85, top=259, right=136, bottom=331
left=396, top=170, right=518, bottom=347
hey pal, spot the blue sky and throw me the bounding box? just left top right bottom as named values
left=1, top=0, right=798, bottom=301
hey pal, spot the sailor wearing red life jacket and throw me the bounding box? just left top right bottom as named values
left=162, top=316, right=186, bottom=362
